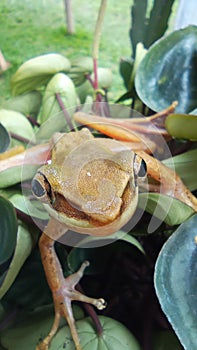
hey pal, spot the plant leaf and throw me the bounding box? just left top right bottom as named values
left=135, top=26, right=197, bottom=113
left=0, top=223, right=35, bottom=299
left=0, top=109, right=35, bottom=145
left=11, top=53, right=71, bottom=96
left=2, top=91, right=42, bottom=118
left=154, top=214, right=197, bottom=350
left=130, top=0, right=147, bottom=57
left=0, top=196, right=18, bottom=264
left=0, top=123, right=10, bottom=153
left=165, top=113, right=197, bottom=140
left=0, top=304, right=84, bottom=350
left=163, top=148, right=197, bottom=191
left=76, top=316, right=141, bottom=350
left=40, top=73, right=78, bottom=124
left=0, top=165, right=39, bottom=188
left=138, top=193, right=195, bottom=227
left=144, top=0, right=175, bottom=48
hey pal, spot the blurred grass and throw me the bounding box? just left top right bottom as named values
left=0, top=0, right=132, bottom=103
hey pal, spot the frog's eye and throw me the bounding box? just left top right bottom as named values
left=32, top=178, right=46, bottom=198
left=138, top=159, right=147, bottom=178
left=31, top=171, right=52, bottom=203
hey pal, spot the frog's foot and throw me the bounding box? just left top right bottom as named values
left=36, top=261, right=106, bottom=350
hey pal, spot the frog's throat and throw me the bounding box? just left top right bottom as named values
left=43, top=182, right=138, bottom=237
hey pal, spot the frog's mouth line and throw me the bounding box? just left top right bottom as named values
left=51, top=181, right=135, bottom=227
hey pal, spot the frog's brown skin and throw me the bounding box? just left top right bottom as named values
left=32, top=128, right=145, bottom=350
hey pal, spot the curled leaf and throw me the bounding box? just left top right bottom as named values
left=11, top=53, right=71, bottom=95
left=39, top=73, right=78, bottom=124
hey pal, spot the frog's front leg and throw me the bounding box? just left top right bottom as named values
left=37, top=218, right=106, bottom=350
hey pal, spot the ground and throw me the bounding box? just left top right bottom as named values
left=0, top=0, right=132, bottom=103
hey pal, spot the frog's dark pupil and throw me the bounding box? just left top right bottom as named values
left=32, top=179, right=46, bottom=197
left=138, top=159, right=147, bottom=177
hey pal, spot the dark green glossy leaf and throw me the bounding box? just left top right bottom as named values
left=0, top=223, right=35, bottom=299
left=135, top=26, right=197, bottom=113
left=0, top=196, right=18, bottom=264
left=154, top=214, right=197, bottom=350
left=130, top=0, right=147, bottom=57
left=2, top=91, right=42, bottom=118
left=165, top=113, right=197, bottom=140
left=144, top=0, right=175, bottom=48
left=0, top=123, right=10, bottom=153
left=163, top=148, right=197, bottom=191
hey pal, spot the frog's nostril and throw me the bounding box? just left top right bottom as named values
left=32, top=178, right=46, bottom=198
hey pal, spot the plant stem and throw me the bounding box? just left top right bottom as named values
left=92, top=0, right=107, bottom=89
left=55, top=93, right=75, bottom=131
left=77, top=284, right=103, bottom=336
left=10, top=132, right=36, bottom=145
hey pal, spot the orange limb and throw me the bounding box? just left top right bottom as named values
left=37, top=219, right=106, bottom=350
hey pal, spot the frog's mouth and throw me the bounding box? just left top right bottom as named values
left=51, top=180, right=136, bottom=228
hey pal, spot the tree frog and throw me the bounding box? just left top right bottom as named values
left=32, top=111, right=197, bottom=350
left=32, top=128, right=146, bottom=350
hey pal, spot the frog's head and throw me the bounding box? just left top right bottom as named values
left=32, top=130, right=146, bottom=236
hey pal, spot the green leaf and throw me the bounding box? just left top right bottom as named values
left=0, top=123, right=10, bottom=153
left=0, top=165, right=39, bottom=188
left=154, top=214, right=197, bottom=350
left=11, top=53, right=71, bottom=96
left=165, top=113, right=197, bottom=140
left=10, top=194, right=49, bottom=221
left=2, top=91, right=42, bottom=118
left=0, top=196, right=18, bottom=264
left=0, top=109, right=35, bottom=145
left=138, top=193, right=195, bottom=227
left=76, top=316, right=141, bottom=350
left=0, top=223, right=35, bottom=299
left=163, top=148, right=197, bottom=191
left=119, top=57, right=134, bottom=90
left=130, top=0, right=147, bottom=57
left=39, top=73, right=78, bottom=124
left=0, top=304, right=84, bottom=350
left=135, top=26, right=197, bottom=113
left=1, top=249, right=51, bottom=309
left=68, top=56, right=93, bottom=86
left=144, top=0, right=175, bottom=48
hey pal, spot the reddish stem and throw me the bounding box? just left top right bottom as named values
left=93, top=58, right=99, bottom=90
